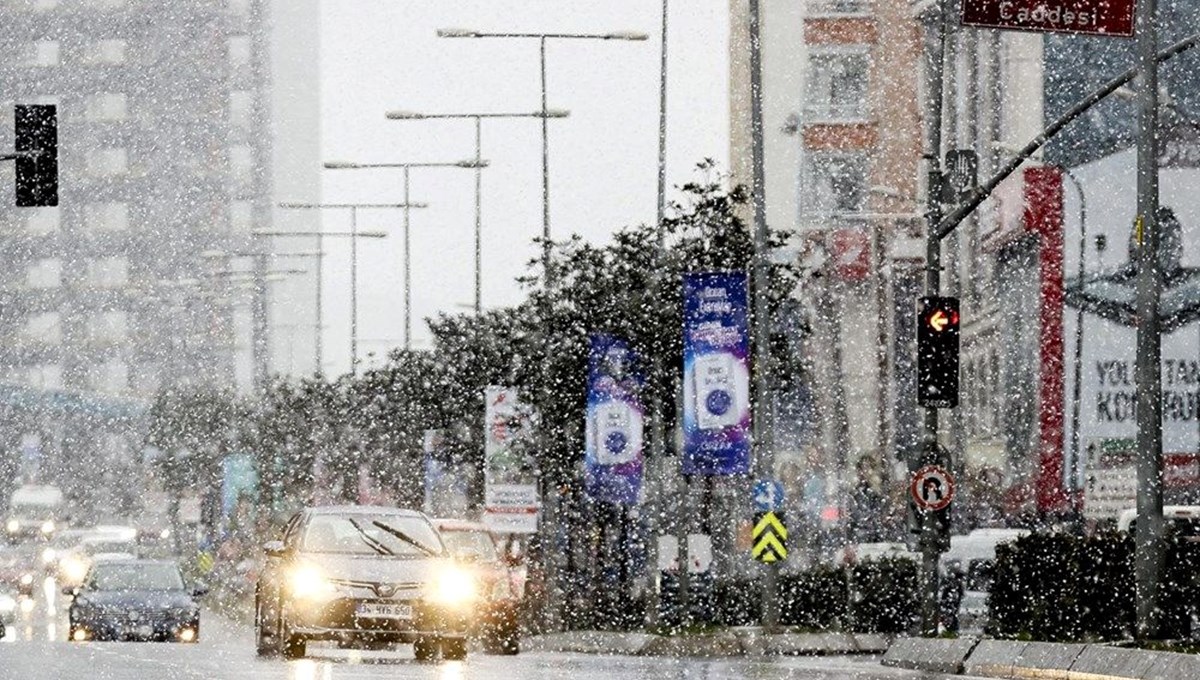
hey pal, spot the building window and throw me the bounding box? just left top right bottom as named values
left=91, top=360, right=129, bottom=392
left=23, top=40, right=59, bottom=67
left=25, top=206, right=60, bottom=235
left=804, top=49, right=870, bottom=121
left=88, top=311, right=127, bottom=343
left=24, top=312, right=62, bottom=344
left=231, top=145, right=254, bottom=182
left=230, top=91, right=254, bottom=129
left=808, top=0, right=871, bottom=15
left=29, top=364, right=62, bottom=389
left=801, top=152, right=868, bottom=217
left=27, top=259, right=61, bottom=289
left=87, top=147, right=128, bottom=176
left=84, top=202, right=129, bottom=232
left=231, top=201, right=253, bottom=232
left=82, top=39, right=127, bottom=65
left=85, top=93, right=128, bottom=122
left=229, top=36, right=252, bottom=66
left=87, top=257, right=129, bottom=288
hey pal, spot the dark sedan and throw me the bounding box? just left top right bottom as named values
left=255, top=506, right=477, bottom=661
left=66, top=559, right=203, bottom=643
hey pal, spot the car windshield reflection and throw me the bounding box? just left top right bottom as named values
left=301, top=514, right=442, bottom=557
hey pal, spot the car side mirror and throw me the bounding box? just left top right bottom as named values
left=191, top=585, right=209, bottom=597
left=263, top=540, right=286, bottom=557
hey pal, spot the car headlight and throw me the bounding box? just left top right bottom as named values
left=0, top=595, right=15, bottom=613
left=62, top=556, right=88, bottom=583
left=428, top=566, right=478, bottom=608
left=42, top=548, right=57, bottom=565
left=19, top=573, right=34, bottom=586
left=288, top=565, right=339, bottom=601
left=5, top=520, right=18, bottom=533
left=40, top=521, right=55, bottom=535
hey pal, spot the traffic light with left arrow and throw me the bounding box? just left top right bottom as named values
left=917, top=296, right=960, bottom=408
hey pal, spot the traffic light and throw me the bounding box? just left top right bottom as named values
left=917, top=296, right=959, bottom=408
left=15, top=104, right=58, bottom=207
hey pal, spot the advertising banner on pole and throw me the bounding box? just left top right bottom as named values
left=423, top=429, right=470, bottom=519
left=682, top=271, right=752, bottom=475
left=585, top=334, right=645, bottom=505
left=484, top=387, right=540, bottom=533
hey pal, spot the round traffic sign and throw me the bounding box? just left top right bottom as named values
left=910, top=465, right=955, bottom=511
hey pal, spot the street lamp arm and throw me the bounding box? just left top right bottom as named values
left=437, top=28, right=648, bottom=40
left=323, top=160, right=488, bottom=170
left=386, top=109, right=569, bottom=120
left=935, top=31, right=1200, bottom=242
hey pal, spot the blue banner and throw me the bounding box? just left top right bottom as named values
left=585, top=334, right=645, bottom=505
left=682, top=272, right=752, bottom=475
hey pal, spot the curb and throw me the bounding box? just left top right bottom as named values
left=881, top=636, right=980, bottom=674
left=525, top=630, right=892, bottom=657
left=883, top=638, right=1200, bottom=680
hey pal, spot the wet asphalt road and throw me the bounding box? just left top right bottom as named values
left=0, top=576, right=974, bottom=680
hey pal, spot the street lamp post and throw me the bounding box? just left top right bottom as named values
left=323, top=159, right=485, bottom=348
left=438, top=25, right=647, bottom=633
left=269, top=201, right=422, bottom=375
left=436, top=28, right=646, bottom=291
left=385, top=110, right=568, bottom=313
left=200, top=250, right=322, bottom=390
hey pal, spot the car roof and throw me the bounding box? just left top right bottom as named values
left=307, top=505, right=427, bottom=518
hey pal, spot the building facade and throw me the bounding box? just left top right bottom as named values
left=0, top=0, right=278, bottom=503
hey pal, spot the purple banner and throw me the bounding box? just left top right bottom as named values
left=585, top=334, right=644, bottom=505
left=682, top=272, right=752, bottom=475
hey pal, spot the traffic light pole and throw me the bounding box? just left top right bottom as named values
left=918, top=0, right=949, bottom=638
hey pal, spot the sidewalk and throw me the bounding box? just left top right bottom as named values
left=881, top=636, right=1200, bottom=680
left=525, top=628, right=892, bottom=657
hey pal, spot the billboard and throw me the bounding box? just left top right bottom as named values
left=584, top=334, right=644, bottom=505
left=682, top=272, right=752, bottom=476
left=483, top=387, right=540, bottom=533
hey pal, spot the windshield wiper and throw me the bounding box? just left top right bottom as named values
left=347, top=518, right=395, bottom=557
left=371, top=521, right=439, bottom=557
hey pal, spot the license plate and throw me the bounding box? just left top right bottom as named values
left=357, top=602, right=412, bottom=619
left=125, top=625, right=153, bottom=638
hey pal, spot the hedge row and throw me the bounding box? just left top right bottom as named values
left=988, top=532, right=1200, bottom=641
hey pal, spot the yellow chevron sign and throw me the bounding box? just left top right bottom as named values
left=751, top=511, right=787, bottom=563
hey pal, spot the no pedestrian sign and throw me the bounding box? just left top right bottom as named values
left=910, top=465, right=955, bottom=512
left=960, top=0, right=1135, bottom=37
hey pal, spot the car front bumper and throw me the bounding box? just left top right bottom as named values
left=286, top=597, right=472, bottom=642
left=70, top=610, right=199, bottom=642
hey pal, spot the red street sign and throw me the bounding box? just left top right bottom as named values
left=960, top=0, right=1135, bottom=37
left=911, top=465, right=955, bottom=511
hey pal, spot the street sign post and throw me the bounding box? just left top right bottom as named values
left=751, top=511, right=787, bottom=563
left=752, top=479, right=784, bottom=513
left=960, top=0, right=1135, bottom=37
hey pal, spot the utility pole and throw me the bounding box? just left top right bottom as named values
left=1133, top=0, right=1164, bottom=640
left=748, top=0, right=778, bottom=629
left=645, top=0, right=669, bottom=628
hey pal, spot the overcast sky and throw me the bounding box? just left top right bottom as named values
left=315, top=1, right=730, bottom=372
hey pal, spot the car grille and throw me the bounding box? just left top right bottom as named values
left=330, top=578, right=422, bottom=600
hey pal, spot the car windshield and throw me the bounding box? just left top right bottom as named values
left=301, top=514, right=442, bottom=557
left=440, top=530, right=499, bottom=563
left=85, top=541, right=134, bottom=555
left=88, top=563, right=184, bottom=591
